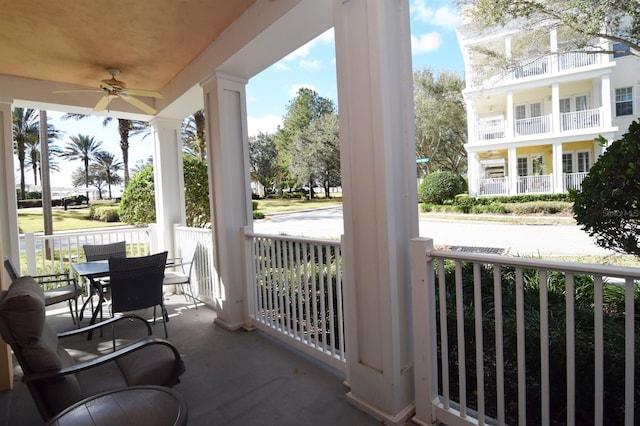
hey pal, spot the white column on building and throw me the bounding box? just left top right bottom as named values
left=150, top=117, right=186, bottom=257
left=201, top=72, right=252, bottom=330
left=601, top=73, right=612, bottom=125
left=468, top=151, right=481, bottom=197
left=0, top=99, right=19, bottom=267
left=551, top=83, right=560, bottom=133
left=550, top=27, right=558, bottom=72
left=508, top=147, right=518, bottom=195
left=506, top=91, right=514, bottom=139
left=333, top=1, right=418, bottom=423
left=552, top=142, right=564, bottom=192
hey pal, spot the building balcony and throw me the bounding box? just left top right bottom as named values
left=479, top=172, right=588, bottom=196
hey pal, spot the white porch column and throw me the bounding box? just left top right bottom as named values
left=551, top=83, right=560, bottom=133
left=334, top=1, right=418, bottom=424
left=506, top=91, right=514, bottom=139
left=201, top=72, right=252, bottom=330
left=0, top=99, right=16, bottom=391
left=0, top=99, right=19, bottom=267
left=601, top=74, right=612, bottom=125
left=508, top=147, right=518, bottom=195
left=552, top=142, right=564, bottom=192
left=150, top=117, right=186, bottom=258
left=467, top=152, right=481, bottom=197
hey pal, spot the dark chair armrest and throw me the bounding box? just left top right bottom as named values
left=57, top=314, right=153, bottom=338
left=23, top=337, right=184, bottom=382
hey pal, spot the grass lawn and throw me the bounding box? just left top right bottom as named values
left=18, top=207, right=125, bottom=234
left=253, top=197, right=342, bottom=214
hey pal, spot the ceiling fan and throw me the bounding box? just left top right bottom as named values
left=54, top=68, right=162, bottom=115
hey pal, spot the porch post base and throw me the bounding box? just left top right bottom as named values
left=346, top=391, right=415, bottom=426
left=213, top=317, right=245, bottom=331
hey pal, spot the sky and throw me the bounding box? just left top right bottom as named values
left=31, top=0, right=465, bottom=191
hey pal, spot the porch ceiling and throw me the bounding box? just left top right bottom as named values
left=0, top=1, right=333, bottom=120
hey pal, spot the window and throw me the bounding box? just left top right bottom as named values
left=562, top=153, right=573, bottom=173
left=517, top=157, right=528, bottom=176
left=577, top=152, right=591, bottom=172
left=615, top=87, right=633, bottom=116
left=613, top=42, right=631, bottom=58
left=560, top=98, right=571, bottom=114
left=575, top=95, right=588, bottom=111
left=531, top=155, right=545, bottom=175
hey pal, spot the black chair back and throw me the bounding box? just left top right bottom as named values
left=83, top=241, right=127, bottom=262
left=3, top=256, right=19, bottom=281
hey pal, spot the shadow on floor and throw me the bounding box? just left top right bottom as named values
left=1, top=294, right=382, bottom=426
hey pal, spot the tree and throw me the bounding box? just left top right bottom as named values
left=418, top=170, right=468, bottom=204
left=60, top=134, right=105, bottom=197
left=413, top=68, right=467, bottom=176
left=12, top=108, right=39, bottom=200
left=249, top=132, right=280, bottom=196
left=71, top=166, right=106, bottom=199
left=457, top=0, right=640, bottom=63
left=274, top=88, right=336, bottom=186
left=25, top=139, right=62, bottom=186
left=182, top=109, right=207, bottom=161
left=290, top=113, right=341, bottom=199
left=93, top=152, right=123, bottom=199
left=571, top=121, right=640, bottom=256
left=119, top=155, right=210, bottom=227
left=62, top=114, right=149, bottom=186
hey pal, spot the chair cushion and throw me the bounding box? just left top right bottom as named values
left=0, top=276, right=46, bottom=346
left=117, top=344, right=181, bottom=386
left=163, top=271, right=188, bottom=285
left=44, top=284, right=82, bottom=306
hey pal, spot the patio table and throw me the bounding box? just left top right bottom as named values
left=71, top=260, right=110, bottom=338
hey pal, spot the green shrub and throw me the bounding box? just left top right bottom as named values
left=90, top=205, right=120, bottom=222
left=506, top=201, right=573, bottom=215
left=253, top=210, right=265, bottom=219
left=419, top=203, right=433, bottom=212
left=418, top=170, right=467, bottom=204
left=252, top=201, right=259, bottom=211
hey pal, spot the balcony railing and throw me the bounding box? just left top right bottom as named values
left=515, top=115, right=551, bottom=137
left=479, top=177, right=509, bottom=196
left=513, top=57, right=550, bottom=79
left=561, top=108, right=601, bottom=132
left=411, top=238, right=640, bottom=426
left=518, top=174, right=552, bottom=194
left=564, top=172, right=589, bottom=192
left=243, top=230, right=346, bottom=372
left=476, top=121, right=507, bottom=141
left=559, top=51, right=600, bottom=71
left=173, top=225, right=219, bottom=303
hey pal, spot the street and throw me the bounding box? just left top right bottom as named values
left=253, top=206, right=615, bottom=257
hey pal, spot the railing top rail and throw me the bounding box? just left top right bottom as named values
left=244, top=230, right=341, bottom=246
left=24, top=225, right=149, bottom=238
left=428, top=248, right=640, bottom=279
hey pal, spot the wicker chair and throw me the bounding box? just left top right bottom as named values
left=0, top=276, right=185, bottom=422
left=109, top=252, right=170, bottom=337
left=3, top=256, right=82, bottom=326
left=80, top=241, right=127, bottom=322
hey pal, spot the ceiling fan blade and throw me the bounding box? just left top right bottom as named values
left=93, top=95, right=114, bottom=112
left=53, top=89, right=102, bottom=94
left=120, top=94, right=157, bottom=114
left=123, top=88, right=163, bottom=99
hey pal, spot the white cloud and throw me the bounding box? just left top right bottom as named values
left=247, top=114, right=282, bottom=137
left=300, top=59, right=322, bottom=71
left=289, top=83, right=317, bottom=98
left=275, top=28, right=334, bottom=69
left=410, top=1, right=460, bottom=30
left=411, top=32, right=443, bottom=55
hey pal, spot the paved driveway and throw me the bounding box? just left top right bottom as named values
left=253, top=207, right=614, bottom=257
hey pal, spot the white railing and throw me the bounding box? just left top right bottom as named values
left=564, top=172, right=589, bottom=192
left=517, top=174, right=552, bottom=194
left=411, top=238, right=639, bottom=426
left=513, top=57, right=550, bottom=79
left=173, top=225, right=219, bottom=304
left=479, top=177, right=509, bottom=196
left=561, top=108, right=602, bottom=132
left=559, top=51, right=600, bottom=71
left=22, top=226, right=153, bottom=276
left=243, top=229, right=346, bottom=373
left=514, top=115, right=551, bottom=137
left=476, top=121, right=507, bottom=141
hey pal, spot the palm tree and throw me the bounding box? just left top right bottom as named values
left=62, top=114, right=150, bottom=186
left=93, top=152, right=123, bottom=199
left=60, top=134, right=105, bottom=197
left=25, top=139, right=62, bottom=186
left=12, top=108, right=39, bottom=199
left=181, top=109, right=207, bottom=161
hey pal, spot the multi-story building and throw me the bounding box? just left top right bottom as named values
left=457, top=23, right=640, bottom=197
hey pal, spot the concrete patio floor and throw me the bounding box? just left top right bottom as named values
left=1, top=294, right=384, bottom=425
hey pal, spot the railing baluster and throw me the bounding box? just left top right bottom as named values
left=625, top=278, right=635, bottom=426
left=594, top=275, right=603, bottom=425
left=326, top=245, right=336, bottom=357
left=473, top=262, right=485, bottom=425
left=539, top=270, right=550, bottom=426
left=455, top=260, right=467, bottom=417
left=493, top=265, right=505, bottom=426
left=566, top=273, right=575, bottom=426
left=515, top=267, right=526, bottom=426
left=438, top=259, right=450, bottom=409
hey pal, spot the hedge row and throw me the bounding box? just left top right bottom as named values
left=89, top=205, right=120, bottom=222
